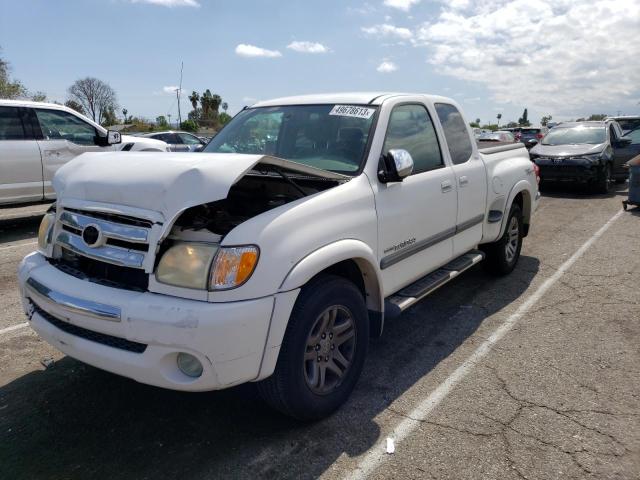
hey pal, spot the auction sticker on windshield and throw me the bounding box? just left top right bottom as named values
left=329, top=105, right=376, bottom=119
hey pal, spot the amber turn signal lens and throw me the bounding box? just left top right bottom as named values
left=210, top=246, right=259, bottom=290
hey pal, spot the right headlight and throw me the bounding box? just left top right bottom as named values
left=155, top=243, right=259, bottom=291
left=156, top=243, right=219, bottom=290
left=37, top=213, right=55, bottom=253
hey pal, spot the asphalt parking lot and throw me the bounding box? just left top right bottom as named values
left=0, top=186, right=638, bottom=480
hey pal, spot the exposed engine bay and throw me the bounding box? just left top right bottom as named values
left=170, top=169, right=344, bottom=238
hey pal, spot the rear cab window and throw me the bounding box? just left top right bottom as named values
left=434, top=103, right=473, bottom=165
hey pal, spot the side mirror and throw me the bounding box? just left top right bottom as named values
left=107, top=130, right=122, bottom=145
left=527, top=138, right=538, bottom=146
left=378, top=149, right=414, bottom=183
left=616, top=137, right=632, bottom=147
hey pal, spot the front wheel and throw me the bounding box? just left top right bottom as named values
left=480, top=204, right=523, bottom=275
left=593, top=163, right=612, bottom=194
left=257, top=275, right=369, bottom=420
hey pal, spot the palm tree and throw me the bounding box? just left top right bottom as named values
left=122, top=108, right=128, bottom=123
left=496, top=113, right=502, bottom=128
left=188, top=91, right=199, bottom=111
left=221, top=102, right=228, bottom=113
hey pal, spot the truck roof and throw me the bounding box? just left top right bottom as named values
left=252, top=92, right=455, bottom=107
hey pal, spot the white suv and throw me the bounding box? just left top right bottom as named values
left=0, top=100, right=169, bottom=205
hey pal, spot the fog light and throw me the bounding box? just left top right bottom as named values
left=177, top=352, right=203, bottom=378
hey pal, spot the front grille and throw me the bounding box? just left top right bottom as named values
left=538, top=165, right=592, bottom=176
left=54, top=207, right=153, bottom=291
left=30, top=301, right=147, bottom=354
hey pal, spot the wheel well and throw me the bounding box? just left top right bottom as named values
left=512, top=191, right=532, bottom=237
left=309, top=259, right=384, bottom=338
left=322, top=260, right=366, bottom=297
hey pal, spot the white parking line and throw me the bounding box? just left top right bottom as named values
left=347, top=209, right=623, bottom=480
left=0, top=241, right=37, bottom=251
left=0, top=322, right=29, bottom=336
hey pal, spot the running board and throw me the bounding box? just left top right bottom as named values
left=384, top=250, right=485, bottom=318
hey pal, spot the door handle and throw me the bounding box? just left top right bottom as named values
left=459, top=176, right=469, bottom=187
left=441, top=180, right=453, bottom=193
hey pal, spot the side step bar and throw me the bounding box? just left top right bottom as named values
left=384, top=250, right=485, bottom=318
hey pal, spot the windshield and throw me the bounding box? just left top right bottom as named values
left=204, top=104, right=378, bottom=174
left=541, top=126, right=605, bottom=146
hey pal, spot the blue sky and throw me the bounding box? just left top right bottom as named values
left=1, top=0, right=638, bottom=126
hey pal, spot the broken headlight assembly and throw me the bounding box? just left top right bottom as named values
left=155, top=243, right=259, bottom=291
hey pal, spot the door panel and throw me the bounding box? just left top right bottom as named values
left=0, top=106, right=44, bottom=204
left=33, top=108, right=111, bottom=198
left=373, top=102, right=457, bottom=296
left=435, top=103, right=486, bottom=255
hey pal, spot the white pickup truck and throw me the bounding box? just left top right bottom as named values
left=19, top=93, right=539, bottom=420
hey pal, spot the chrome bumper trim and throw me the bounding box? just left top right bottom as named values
left=56, top=231, right=145, bottom=268
left=60, top=210, right=149, bottom=243
left=26, top=277, right=121, bottom=322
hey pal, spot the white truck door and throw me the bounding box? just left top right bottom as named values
left=0, top=106, right=44, bottom=204
left=33, top=108, right=110, bottom=199
left=434, top=103, right=486, bottom=256
left=372, top=101, right=457, bottom=296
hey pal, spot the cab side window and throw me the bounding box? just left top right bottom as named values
left=435, top=103, right=473, bottom=165
left=35, top=109, right=98, bottom=146
left=0, top=107, right=26, bottom=140
left=382, top=104, right=443, bottom=174
left=179, top=133, right=202, bottom=145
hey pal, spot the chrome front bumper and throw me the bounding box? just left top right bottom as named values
left=18, top=252, right=290, bottom=391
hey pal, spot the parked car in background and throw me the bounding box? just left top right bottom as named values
left=618, top=128, right=640, bottom=164
left=141, top=131, right=207, bottom=152
left=0, top=100, right=170, bottom=206
left=517, top=127, right=548, bottom=149
left=607, top=116, right=640, bottom=135
left=20, top=92, right=538, bottom=420
left=478, top=131, right=516, bottom=143
left=529, top=120, right=630, bottom=193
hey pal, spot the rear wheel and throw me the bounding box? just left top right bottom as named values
left=257, top=275, right=369, bottom=420
left=481, top=204, right=523, bottom=275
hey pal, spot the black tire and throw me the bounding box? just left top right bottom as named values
left=593, top=163, right=612, bottom=194
left=614, top=177, right=627, bottom=184
left=480, top=204, right=523, bottom=275
left=257, top=275, right=369, bottom=421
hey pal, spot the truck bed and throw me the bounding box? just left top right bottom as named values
left=477, top=142, right=526, bottom=154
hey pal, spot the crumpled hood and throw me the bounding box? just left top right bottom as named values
left=53, top=152, right=346, bottom=220
left=531, top=143, right=606, bottom=157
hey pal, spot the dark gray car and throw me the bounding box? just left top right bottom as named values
left=529, top=121, right=631, bottom=193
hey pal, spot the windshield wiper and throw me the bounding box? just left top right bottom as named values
left=268, top=165, right=307, bottom=198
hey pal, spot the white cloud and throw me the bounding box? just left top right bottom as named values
left=235, top=44, right=282, bottom=58
left=383, top=0, right=420, bottom=11
left=414, top=0, right=640, bottom=115
left=131, top=0, right=199, bottom=7
left=377, top=61, right=398, bottom=73
left=162, top=86, right=179, bottom=94
left=286, top=41, right=329, bottom=54
left=362, top=24, right=412, bottom=40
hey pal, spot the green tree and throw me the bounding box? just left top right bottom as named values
left=587, top=114, right=607, bottom=121
left=64, top=99, right=85, bottom=115
left=122, top=108, right=128, bottom=123
left=31, top=91, right=47, bottom=102
left=102, top=106, right=117, bottom=127
left=180, top=119, right=198, bottom=132
left=221, top=102, right=228, bottom=113
left=156, top=115, right=169, bottom=128
left=0, top=49, right=27, bottom=99
left=540, top=115, right=552, bottom=126
left=496, top=113, right=502, bottom=127
left=469, top=121, right=480, bottom=128
left=518, top=108, right=530, bottom=126
left=219, top=112, right=232, bottom=125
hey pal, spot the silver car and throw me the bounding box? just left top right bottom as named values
left=141, top=131, right=206, bottom=152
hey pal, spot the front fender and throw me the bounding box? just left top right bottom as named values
left=279, top=238, right=383, bottom=313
